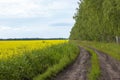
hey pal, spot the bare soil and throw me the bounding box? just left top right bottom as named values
left=93, top=49, right=120, bottom=80
left=54, top=47, right=120, bottom=80
left=54, top=47, right=91, bottom=80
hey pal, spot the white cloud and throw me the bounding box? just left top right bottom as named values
left=0, top=25, right=72, bottom=38
left=0, top=0, right=23, bottom=3
left=0, top=26, right=11, bottom=30
left=0, top=0, right=49, bottom=18
left=0, top=0, right=79, bottom=38
left=2, top=26, right=23, bottom=32
left=0, top=0, right=78, bottom=18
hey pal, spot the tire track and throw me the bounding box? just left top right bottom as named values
left=93, top=49, right=120, bottom=80
left=54, top=47, right=91, bottom=80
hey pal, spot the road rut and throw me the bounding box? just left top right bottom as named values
left=54, top=47, right=120, bottom=80
left=93, top=49, right=120, bottom=80
left=54, top=47, right=91, bottom=80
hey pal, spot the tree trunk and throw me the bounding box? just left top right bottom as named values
left=116, top=36, right=120, bottom=44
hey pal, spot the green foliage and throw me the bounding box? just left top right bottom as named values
left=86, top=48, right=101, bottom=80
left=34, top=43, right=79, bottom=80
left=0, top=43, right=79, bottom=80
left=70, top=0, right=120, bottom=42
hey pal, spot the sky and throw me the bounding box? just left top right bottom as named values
left=0, top=0, right=78, bottom=39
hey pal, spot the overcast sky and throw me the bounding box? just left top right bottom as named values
left=0, top=0, right=78, bottom=39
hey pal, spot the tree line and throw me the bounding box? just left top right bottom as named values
left=0, top=38, right=67, bottom=41
left=70, top=0, right=120, bottom=42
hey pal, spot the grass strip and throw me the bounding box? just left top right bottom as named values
left=33, top=57, right=70, bottom=80
left=86, top=48, right=101, bottom=80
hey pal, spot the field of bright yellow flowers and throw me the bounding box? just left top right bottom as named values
left=0, top=40, right=79, bottom=80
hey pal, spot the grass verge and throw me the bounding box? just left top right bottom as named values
left=33, top=43, right=79, bottom=80
left=79, top=41, right=120, bottom=61
left=85, top=48, right=101, bottom=80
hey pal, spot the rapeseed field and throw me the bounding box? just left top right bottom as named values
left=0, top=40, right=79, bottom=80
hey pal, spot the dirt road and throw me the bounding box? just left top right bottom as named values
left=54, top=47, right=120, bottom=80
left=93, top=49, right=120, bottom=80
left=54, top=47, right=91, bottom=80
